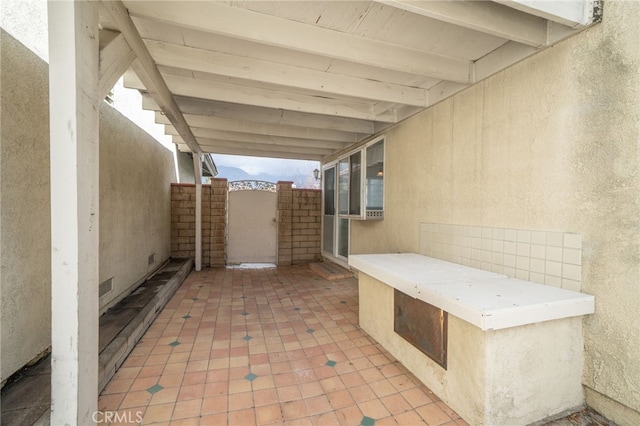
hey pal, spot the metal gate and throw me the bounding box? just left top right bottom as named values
left=227, top=181, right=277, bottom=264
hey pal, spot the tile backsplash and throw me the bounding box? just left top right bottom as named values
left=419, top=223, right=582, bottom=292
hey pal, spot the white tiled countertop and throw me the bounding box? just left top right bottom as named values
left=349, top=253, right=595, bottom=331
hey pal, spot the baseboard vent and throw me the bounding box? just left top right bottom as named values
left=99, top=277, right=113, bottom=298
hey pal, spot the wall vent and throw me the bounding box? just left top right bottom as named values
left=148, top=253, right=155, bottom=266
left=99, top=277, right=113, bottom=298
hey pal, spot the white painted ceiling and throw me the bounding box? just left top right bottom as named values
left=99, top=0, right=600, bottom=163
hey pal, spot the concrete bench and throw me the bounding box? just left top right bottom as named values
left=349, top=253, right=595, bottom=425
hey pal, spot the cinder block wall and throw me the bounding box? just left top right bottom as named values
left=172, top=180, right=320, bottom=267
left=277, top=182, right=293, bottom=265
left=209, top=179, right=228, bottom=267
left=291, top=188, right=322, bottom=264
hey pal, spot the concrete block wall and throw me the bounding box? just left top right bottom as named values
left=291, top=189, right=322, bottom=264
left=172, top=180, right=320, bottom=267
left=276, top=182, right=293, bottom=266
left=209, top=178, right=228, bottom=267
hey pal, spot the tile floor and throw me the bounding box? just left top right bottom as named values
left=98, top=265, right=468, bottom=425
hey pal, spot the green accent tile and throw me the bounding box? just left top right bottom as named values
left=294, top=307, right=301, bottom=311
left=191, top=297, right=199, bottom=301
left=245, top=373, right=257, bottom=382
left=182, top=315, right=191, bottom=319
left=361, top=416, right=376, bottom=426
left=168, top=341, right=180, bottom=347
left=325, top=287, right=331, bottom=290
left=340, top=301, right=347, bottom=304
left=241, top=312, right=249, bottom=316
left=306, top=328, right=315, bottom=334
left=243, top=335, right=253, bottom=341
left=147, top=384, right=164, bottom=394
left=325, top=360, right=337, bottom=367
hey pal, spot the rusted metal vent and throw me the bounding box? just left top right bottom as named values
left=394, top=289, right=448, bottom=369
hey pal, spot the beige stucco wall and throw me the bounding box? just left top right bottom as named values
left=98, top=106, right=175, bottom=313
left=0, top=29, right=52, bottom=384
left=0, top=30, right=176, bottom=383
left=359, top=273, right=584, bottom=425
left=351, top=2, right=640, bottom=424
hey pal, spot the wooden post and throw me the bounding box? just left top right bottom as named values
left=48, top=1, right=100, bottom=423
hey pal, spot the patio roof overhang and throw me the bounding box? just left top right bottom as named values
left=98, top=0, right=602, bottom=163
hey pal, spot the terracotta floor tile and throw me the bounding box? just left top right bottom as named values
left=119, top=390, right=152, bottom=409
left=99, top=266, right=461, bottom=426
left=142, top=402, right=174, bottom=424
left=227, top=407, right=256, bottom=425
left=416, top=402, right=452, bottom=425
left=176, top=383, right=204, bottom=401
left=102, top=378, right=135, bottom=395
left=228, top=390, right=254, bottom=411
left=401, top=387, right=435, bottom=408
left=255, top=403, right=283, bottom=425
left=149, top=387, right=180, bottom=406
left=305, top=394, right=332, bottom=416
left=327, top=389, right=355, bottom=410
left=281, top=400, right=308, bottom=421
left=277, top=384, right=302, bottom=403
left=357, top=398, right=391, bottom=420
left=380, top=393, right=412, bottom=415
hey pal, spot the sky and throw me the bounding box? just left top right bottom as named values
left=213, top=154, right=319, bottom=177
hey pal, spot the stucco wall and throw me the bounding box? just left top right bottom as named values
left=0, top=31, right=176, bottom=383
left=350, top=2, right=640, bottom=424
left=0, top=29, right=52, bottom=384
left=98, top=106, right=175, bottom=313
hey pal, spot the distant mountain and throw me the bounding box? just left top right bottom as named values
left=216, top=166, right=252, bottom=182
left=215, top=165, right=319, bottom=189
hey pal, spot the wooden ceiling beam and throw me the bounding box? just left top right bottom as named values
left=155, top=113, right=362, bottom=144
left=377, top=0, right=548, bottom=47
left=124, top=0, right=471, bottom=83
left=100, top=0, right=203, bottom=155
left=144, top=40, right=429, bottom=107
left=124, top=70, right=396, bottom=122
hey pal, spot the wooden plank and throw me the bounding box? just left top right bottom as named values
left=124, top=1, right=472, bottom=83
left=98, top=29, right=135, bottom=99
left=124, top=71, right=397, bottom=123
left=144, top=95, right=375, bottom=134
left=155, top=112, right=362, bottom=143
left=378, top=0, right=548, bottom=47
left=496, top=0, right=596, bottom=28
left=164, top=126, right=351, bottom=151
left=174, top=136, right=335, bottom=157
left=100, top=0, right=203, bottom=155
left=48, top=1, right=100, bottom=424
left=145, top=40, right=429, bottom=106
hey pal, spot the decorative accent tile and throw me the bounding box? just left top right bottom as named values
left=182, top=315, right=191, bottom=319
left=340, top=301, right=347, bottom=304
left=147, top=384, right=164, bottom=394
left=168, top=341, right=180, bottom=347
left=307, top=329, right=315, bottom=334
left=243, top=335, right=253, bottom=341
left=242, top=312, right=249, bottom=316
left=294, top=307, right=301, bottom=311
left=361, top=416, right=376, bottom=426
left=325, top=360, right=337, bottom=367
left=245, top=373, right=257, bottom=382
left=191, top=297, right=199, bottom=301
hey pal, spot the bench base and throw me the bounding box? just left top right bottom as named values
left=359, top=273, right=584, bottom=425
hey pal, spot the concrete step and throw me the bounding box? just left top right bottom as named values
left=309, top=261, right=353, bottom=281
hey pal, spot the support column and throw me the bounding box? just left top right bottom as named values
left=48, top=1, right=100, bottom=424
left=193, top=154, right=203, bottom=271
